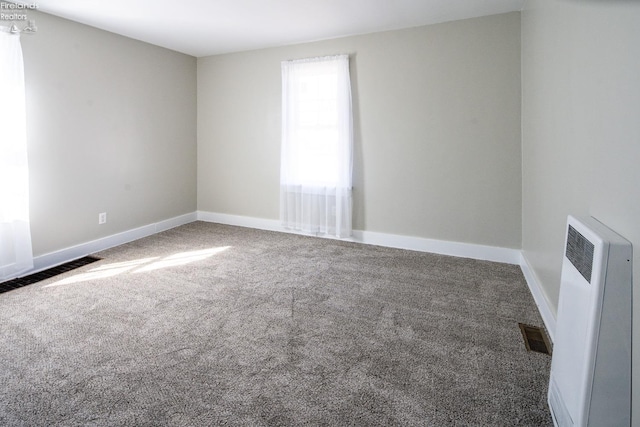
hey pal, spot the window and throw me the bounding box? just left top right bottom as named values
left=0, top=29, right=33, bottom=281
left=280, top=55, right=353, bottom=238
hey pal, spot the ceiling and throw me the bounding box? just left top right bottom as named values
left=21, top=0, right=524, bottom=57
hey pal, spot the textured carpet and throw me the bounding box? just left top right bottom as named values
left=0, top=222, right=552, bottom=426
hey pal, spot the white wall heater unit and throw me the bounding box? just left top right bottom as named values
left=548, top=215, right=632, bottom=427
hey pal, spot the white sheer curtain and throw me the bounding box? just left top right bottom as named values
left=280, top=55, right=353, bottom=238
left=0, top=29, right=33, bottom=281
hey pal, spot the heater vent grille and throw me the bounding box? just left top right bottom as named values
left=518, top=323, right=551, bottom=355
left=566, top=225, right=594, bottom=283
left=0, top=256, right=101, bottom=294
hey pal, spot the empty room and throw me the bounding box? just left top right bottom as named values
left=1, top=0, right=639, bottom=425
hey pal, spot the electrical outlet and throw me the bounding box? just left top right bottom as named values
left=98, top=212, right=107, bottom=224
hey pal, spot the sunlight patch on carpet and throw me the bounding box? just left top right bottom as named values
left=134, top=247, right=230, bottom=273
left=44, top=247, right=230, bottom=287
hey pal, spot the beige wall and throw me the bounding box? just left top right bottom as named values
left=197, top=12, right=522, bottom=249
left=521, top=0, right=640, bottom=420
left=20, top=11, right=197, bottom=256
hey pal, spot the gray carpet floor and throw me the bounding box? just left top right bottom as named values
left=0, top=221, right=552, bottom=426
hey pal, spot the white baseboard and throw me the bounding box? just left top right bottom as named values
left=30, top=212, right=197, bottom=276
left=197, top=211, right=282, bottom=233
left=519, top=253, right=557, bottom=342
left=196, top=211, right=522, bottom=265
left=352, top=229, right=521, bottom=265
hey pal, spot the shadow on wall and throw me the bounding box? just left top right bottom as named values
left=350, top=53, right=365, bottom=231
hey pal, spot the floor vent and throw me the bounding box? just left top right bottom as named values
left=518, top=323, right=552, bottom=355
left=0, top=256, right=101, bottom=295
